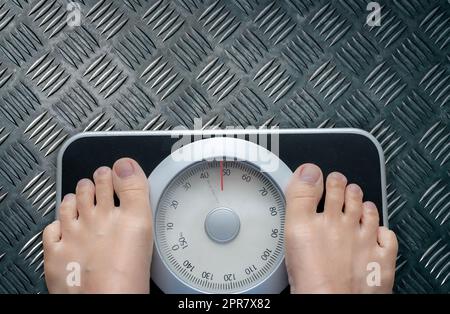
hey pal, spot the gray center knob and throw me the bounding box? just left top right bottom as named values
left=204, top=207, right=240, bottom=243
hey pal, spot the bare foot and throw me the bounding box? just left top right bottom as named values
left=285, top=163, right=398, bottom=294
left=43, top=158, right=153, bottom=293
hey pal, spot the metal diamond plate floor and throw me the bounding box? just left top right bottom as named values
left=0, top=0, right=449, bottom=293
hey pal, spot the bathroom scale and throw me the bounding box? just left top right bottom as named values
left=56, top=128, right=387, bottom=294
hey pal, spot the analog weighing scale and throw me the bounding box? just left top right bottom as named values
left=56, top=129, right=388, bottom=294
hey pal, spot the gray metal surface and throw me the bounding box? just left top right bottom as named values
left=0, top=0, right=448, bottom=293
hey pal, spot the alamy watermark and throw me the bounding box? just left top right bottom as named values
left=63, top=2, right=381, bottom=33
left=63, top=260, right=383, bottom=288
left=66, top=2, right=82, bottom=28
left=66, top=261, right=81, bottom=287
left=366, top=262, right=381, bottom=287
left=169, top=119, right=281, bottom=173
left=366, top=2, right=382, bottom=27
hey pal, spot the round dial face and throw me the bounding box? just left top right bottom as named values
left=154, top=160, right=285, bottom=293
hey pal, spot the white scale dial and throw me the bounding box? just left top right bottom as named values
left=155, top=160, right=285, bottom=293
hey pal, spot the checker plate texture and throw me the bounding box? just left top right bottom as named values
left=0, top=0, right=449, bottom=293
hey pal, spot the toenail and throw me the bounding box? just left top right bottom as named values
left=77, top=179, right=91, bottom=187
left=348, top=184, right=361, bottom=194
left=299, top=165, right=321, bottom=184
left=115, top=159, right=135, bottom=178
left=364, top=201, right=377, bottom=211
left=64, top=193, right=75, bottom=201
left=329, top=172, right=346, bottom=182
left=94, top=166, right=109, bottom=177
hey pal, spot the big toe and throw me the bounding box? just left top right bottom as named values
left=112, top=158, right=150, bottom=214
left=286, top=163, right=324, bottom=224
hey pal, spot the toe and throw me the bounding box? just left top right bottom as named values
left=324, top=172, right=347, bottom=219
left=93, top=166, right=114, bottom=210
left=43, top=220, right=61, bottom=249
left=59, top=193, right=77, bottom=228
left=377, top=226, right=398, bottom=254
left=360, top=201, right=380, bottom=240
left=286, top=163, right=323, bottom=223
left=344, top=184, right=364, bottom=223
left=76, top=178, right=95, bottom=217
left=377, top=227, right=398, bottom=287
left=112, top=158, right=150, bottom=212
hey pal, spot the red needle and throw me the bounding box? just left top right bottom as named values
left=220, top=160, right=224, bottom=191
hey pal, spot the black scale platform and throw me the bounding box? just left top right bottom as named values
left=59, top=130, right=386, bottom=293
